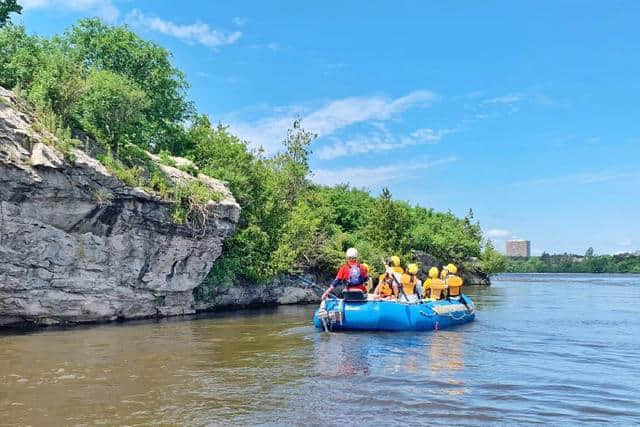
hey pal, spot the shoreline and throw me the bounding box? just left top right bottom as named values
left=494, top=272, right=640, bottom=276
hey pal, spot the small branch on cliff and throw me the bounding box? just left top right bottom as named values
left=172, top=180, right=221, bottom=238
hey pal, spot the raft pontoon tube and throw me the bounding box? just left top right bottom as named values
left=313, top=295, right=475, bottom=332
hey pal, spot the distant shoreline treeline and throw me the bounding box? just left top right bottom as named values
left=504, top=250, right=640, bottom=274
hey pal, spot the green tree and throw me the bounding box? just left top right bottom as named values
left=65, top=19, right=193, bottom=153
left=365, top=187, right=413, bottom=254
left=188, top=116, right=291, bottom=283
left=0, top=24, right=42, bottom=89
left=408, top=208, right=482, bottom=261
left=0, top=0, right=21, bottom=27
left=271, top=191, right=334, bottom=273
left=27, top=48, right=86, bottom=124
left=272, top=118, right=315, bottom=205
left=75, top=69, right=148, bottom=152
left=480, top=240, right=506, bottom=273
left=187, top=115, right=288, bottom=232
left=318, top=185, right=374, bottom=233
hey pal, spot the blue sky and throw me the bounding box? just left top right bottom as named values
left=15, top=0, right=640, bottom=254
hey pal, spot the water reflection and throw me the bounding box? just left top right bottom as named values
left=429, top=331, right=464, bottom=372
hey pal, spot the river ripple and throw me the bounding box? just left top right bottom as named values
left=2, top=273, right=640, bottom=426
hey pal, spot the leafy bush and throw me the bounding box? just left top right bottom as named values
left=75, top=69, right=148, bottom=153
left=479, top=241, right=506, bottom=274
left=0, top=24, right=43, bottom=91
left=171, top=180, right=221, bottom=229
left=97, top=151, right=144, bottom=187
left=158, top=149, right=177, bottom=167
left=65, top=18, right=193, bottom=153
left=27, top=48, right=86, bottom=125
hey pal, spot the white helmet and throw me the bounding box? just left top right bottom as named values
left=346, top=247, right=358, bottom=259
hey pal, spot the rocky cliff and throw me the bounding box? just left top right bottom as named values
left=0, top=87, right=241, bottom=326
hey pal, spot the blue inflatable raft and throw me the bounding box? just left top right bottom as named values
left=313, top=295, right=476, bottom=332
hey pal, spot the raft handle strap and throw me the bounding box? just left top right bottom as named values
left=447, top=311, right=468, bottom=320
left=419, top=310, right=436, bottom=317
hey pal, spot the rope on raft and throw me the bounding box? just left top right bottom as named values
left=419, top=307, right=473, bottom=320
left=447, top=311, right=469, bottom=320
left=419, top=310, right=437, bottom=317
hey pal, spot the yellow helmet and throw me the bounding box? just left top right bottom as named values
left=390, top=255, right=401, bottom=267
left=407, top=263, right=419, bottom=274
left=361, top=263, right=370, bottom=273
left=447, top=263, right=458, bottom=274
left=428, top=267, right=439, bottom=279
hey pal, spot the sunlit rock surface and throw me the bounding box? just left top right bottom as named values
left=0, top=87, right=240, bottom=326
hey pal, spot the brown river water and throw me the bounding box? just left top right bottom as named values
left=1, top=274, right=640, bottom=426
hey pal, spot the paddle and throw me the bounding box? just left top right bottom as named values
left=295, top=275, right=338, bottom=332
left=295, top=275, right=337, bottom=298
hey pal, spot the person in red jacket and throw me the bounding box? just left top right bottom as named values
left=321, top=247, right=369, bottom=300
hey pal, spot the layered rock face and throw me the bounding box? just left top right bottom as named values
left=194, top=274, right=323, bottom=312
left=0, top=88, right=240, bottom=326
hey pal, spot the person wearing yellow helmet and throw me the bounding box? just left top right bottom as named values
left=424, top=266, right=447, bottom=299
left=442, top=263, right=463, bottom=298
left=389, top=255, right=404, bottom=274
left=401, top=263, right=423, bottom=301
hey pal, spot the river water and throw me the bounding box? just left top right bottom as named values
left=2, top=273, right=640, bottom=426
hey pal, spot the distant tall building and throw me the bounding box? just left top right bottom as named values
left=506, top=240, right=531, bottom=257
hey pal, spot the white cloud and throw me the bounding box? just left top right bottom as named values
left=127, top=10, right=242, bottom=48
left=228, top=90, right=437, bottom=153
left=486, top=228, right=512, bottom=239
left=482, top=92, right=554, bottom=107
left=315, top=127, right=455, bottom=160
left=303, top=91, right=437, bottom=137
left=483, top=94, right=522, bottom=104
left=230, top=116, right=295, bottom=153
left=513, top=171, right=640, bottom=187
left=313, top=157, right=456, bottom=188
left=22, top=0, right=119, bottom=22
left=249, top=42, right=281, bottom=51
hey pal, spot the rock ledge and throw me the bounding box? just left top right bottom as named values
left=0, top=87, right=241, bottom=326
